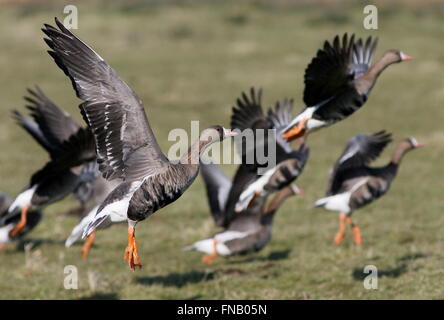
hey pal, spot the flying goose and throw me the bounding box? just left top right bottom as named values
left=43, top=18, right=237, bottom=270
left=0, top=191, right=42, bottom=248
left=282, top=34, right=412, bottom=141
left=184, top=161, right=300, bottom=263
left=184, top=93, right=306, bottom=263
left=314, top=131, right=423, bottom=245
left=3, top=88, right=96, bottom=237
left=229, top=88, right=308, bottom=213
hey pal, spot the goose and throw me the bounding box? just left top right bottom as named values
left=314, top=131, right=423, bottom=245
left=229, top=88, right=308, bottom=213
left=43, top=18, right=237, bottom=270
left=183, top=93, right=306, bottom=263
left=282, top=33, right=412, bottom=141
left=183, top=161, right=300, bottom=263
left=0, top=191, right=42, bottom=248
left=3, top=88, right=96, bottom=237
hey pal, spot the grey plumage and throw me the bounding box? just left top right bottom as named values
left=43, top=19, right=168, bottom=182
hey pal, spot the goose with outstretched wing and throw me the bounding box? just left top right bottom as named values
left=282, top=34, right=412, bottom=141
left=43, top=18, right=237, bottom=270
left=314, top=131, right=423, bottom=245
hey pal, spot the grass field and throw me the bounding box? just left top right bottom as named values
left=0, top=0, right=443, bottom=299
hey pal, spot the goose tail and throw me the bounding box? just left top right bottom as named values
left=182, top=244, right=196, bottom=252
left=66, top=207, right=98, bottom=247
left=313, top=197, right=330, bottom=208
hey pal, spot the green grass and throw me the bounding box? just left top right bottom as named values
left=0, top=0, right=443, bottom=299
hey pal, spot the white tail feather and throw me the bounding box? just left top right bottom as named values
left=65, top=206, right=98, bottom=247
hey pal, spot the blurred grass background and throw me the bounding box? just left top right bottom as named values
left=0, top=0, right=443, bottom=299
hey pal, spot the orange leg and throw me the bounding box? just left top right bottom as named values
left=123, top=226, right=142, bottom=271
left=282, top=118, right=309, bottom=142
left=201, top=239, right=219, bottom=264
left=346, top=217, right=361, bottom=245
left=334, top=213, right=346, bottom=245
left=81, top=231, right=96, bottom=259
left=9, top=205, right=29, bottom=237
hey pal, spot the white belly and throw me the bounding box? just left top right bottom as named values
left=8, top=185, right=38, bottom=213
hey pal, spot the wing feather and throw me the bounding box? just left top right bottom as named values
left=43, top=18, right=169, bottom=181
left=325, top=131, right=392, bottom=195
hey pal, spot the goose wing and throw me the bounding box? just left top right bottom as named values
left=350, top=36, right=378, bottom=79
left=11, top=110, right=53, bottom=153
left=200, top=161, right=232, bottom=227
left=24, top=87, right=80, bottom=147
left=326, top=131, right=392, bottom=195
left=13, top=87, right=83, bottom=157
left=30, top=128, right=97, bottom=185
left=264, top=143, right=309, bottom=192
left=231, top=87, right=292, bottom=163
left=266, top=98, right=294, bottom=153
left=304, top=34, right=378, bottom=120
left=43, top=18, right=169, bottom=182
left=231, top=87, right=267, bottom=132
left=303, top=33, right=355, bottom=108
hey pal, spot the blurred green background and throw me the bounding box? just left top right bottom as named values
left=0, top=0, right=443, bottom=299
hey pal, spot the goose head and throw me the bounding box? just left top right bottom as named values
left=404, top=137, right=424, bottom=151
left=391, top=136, right=423, bottom=164
left=200, top=125, right=238, bottom=144
left=381, top=49, right=413, bottom=65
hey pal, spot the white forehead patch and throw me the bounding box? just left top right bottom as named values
left=409, top=137, right=418, bottom=147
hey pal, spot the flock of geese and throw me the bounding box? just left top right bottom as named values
left=0, top=18, right=421, bottom=270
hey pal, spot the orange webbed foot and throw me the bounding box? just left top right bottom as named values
left=334, top=231, right=346, bottom=245
left=124, top=226, right=142, bottom=271
left=201, top=254, right=217, bottom=264
left=352, top=226, right=362, bottom=245
left=282, top=118, right=309, bottom=142
left=346, top=217, right=361, bottom=245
